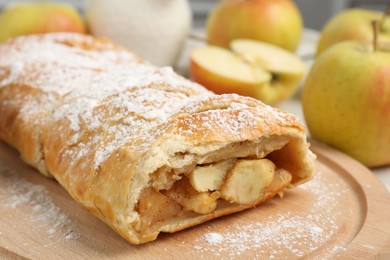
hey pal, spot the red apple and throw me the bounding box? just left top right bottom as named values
left=206, top=0, right=303, bottom=52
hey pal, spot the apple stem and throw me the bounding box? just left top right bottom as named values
left=380, top=3, right=390, bottom=31
left=372, top=20, right=379, bottom=52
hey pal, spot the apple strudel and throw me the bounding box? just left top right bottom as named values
left=0, top=33, right=315, bottom=244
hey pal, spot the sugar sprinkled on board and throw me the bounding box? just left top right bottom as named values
left=0, top=165, right=79, bottom=242
left=196, top=214, right=332, bottom=258
left=203, top=232, right=224, bottom=244
left=193, top=171, right=347, bottom=258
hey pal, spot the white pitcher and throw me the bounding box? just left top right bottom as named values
left=85, top=0, right=192, bottom=67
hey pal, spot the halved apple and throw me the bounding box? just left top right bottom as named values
left=190, top=39, right=306, bottom=105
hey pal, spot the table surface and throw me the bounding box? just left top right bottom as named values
left=179, top=29, right=390, bottom=193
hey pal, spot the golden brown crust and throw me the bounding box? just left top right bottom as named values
left=0, top=33, right=315, bottom=244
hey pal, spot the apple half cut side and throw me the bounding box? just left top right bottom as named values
left=190, top=39, right=306, bottom=105
left=190, top=46, right=271, bottom=97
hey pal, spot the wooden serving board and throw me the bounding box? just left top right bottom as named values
left=1, top=140, right=389, bottom=259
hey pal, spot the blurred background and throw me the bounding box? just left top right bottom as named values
left=0, top=0, right=388, bottom=31
left=0, top=0, right=389, bottom=189
left=190, top=0, right=389, bottom=30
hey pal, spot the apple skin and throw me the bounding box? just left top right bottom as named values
left=191, top=59, right=303, bottom=105
left=206, top=0, right=303, bottom=52
left=0, top=3, right=86, bottom=43
left=316, top=8, right=390, bottom=56
left=302, top=41, right=390, bottom=167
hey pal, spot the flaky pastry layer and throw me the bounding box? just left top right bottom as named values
left=0, top=33, right=315, bottom=244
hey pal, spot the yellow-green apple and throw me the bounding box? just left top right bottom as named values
left=206, top=0, right=303, bottom=52
left=0, top=2, right=86, bottom=43
left=190, top=39, right=306, bottom=105
left=316, top=8, right=390, bottom=56
left=302, top=38, right=390, bottom=167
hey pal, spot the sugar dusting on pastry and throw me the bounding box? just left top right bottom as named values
left=193, top=171, right=347, bottom=258
left=0, top=33, right=302, bottom=171
left=0, top=33, right=315, bottom=245
left=0, top=33, right=214, bottom=169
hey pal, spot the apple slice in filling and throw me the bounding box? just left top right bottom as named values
left=135, top=157, right=292, bottom=234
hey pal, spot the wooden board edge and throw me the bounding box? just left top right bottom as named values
left=0, top=247, right=28, bottom=260
left=309, top=139, right=390, bottom=257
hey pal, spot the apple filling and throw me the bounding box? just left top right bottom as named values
left=135, top=157, right=292, bottom=233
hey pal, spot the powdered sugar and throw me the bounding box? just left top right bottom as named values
left=0, top=62, right=24, bottom=86
left=0, top=34, right=310, bottom=251
left=203, top=232, right=224, bottom=244
left=193, top=171, right=348, bottom=258
left=0, top=165, right=79, bottom=241
left=0, top=33, right=215, bottom=168
left=0, top=33, right=302, bottom=172
left=195, top=215, right=336, bottom=258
